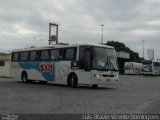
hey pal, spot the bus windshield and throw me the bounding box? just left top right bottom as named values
left=93, top=47, right=118, bottom=71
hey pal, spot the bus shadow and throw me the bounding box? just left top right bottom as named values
left=16, top=80, right=117, bottom=90
left=142, top=75, right=160, bottom=78
left=76, top=86, right=116, bottom=90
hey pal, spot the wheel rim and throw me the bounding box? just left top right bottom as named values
left=71, top=76, right=74, bottom=87
left=23, top=74, right=27, bottom=82
left=68, top=74, right=77, bottom=87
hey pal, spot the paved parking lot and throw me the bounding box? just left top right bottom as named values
left=0, top=75, right=160, bottom=114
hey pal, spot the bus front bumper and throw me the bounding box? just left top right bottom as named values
left=93, top=75, right=119, bottom=85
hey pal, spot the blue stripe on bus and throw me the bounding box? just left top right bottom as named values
left=19, top=61, right=56, bottom=81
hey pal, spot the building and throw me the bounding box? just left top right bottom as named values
left=116, top=51, right=130, bottom=74
left=0, top=53, right=11, bottom=77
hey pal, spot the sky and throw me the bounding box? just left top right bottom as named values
left=0, top=0, right=160, bottom=60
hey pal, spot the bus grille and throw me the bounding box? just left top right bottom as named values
left=102, top=75, right=114, bottom=77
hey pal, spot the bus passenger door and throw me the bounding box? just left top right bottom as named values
left=77, top=47, right=92, bottom=85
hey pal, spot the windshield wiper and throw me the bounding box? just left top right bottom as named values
left=108, top=59, right=119, bottom=71
left=101, top=58, right=109, bottom=71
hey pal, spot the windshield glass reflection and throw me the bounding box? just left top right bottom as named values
left=93, top=47, right=118, bottom=71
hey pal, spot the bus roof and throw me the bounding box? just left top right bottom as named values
left=125, top=62, right=142, bottom=65
left=142, top=60, right=160, bottom=63
left=12, top=43, right=114, bottom=52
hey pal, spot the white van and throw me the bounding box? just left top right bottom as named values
left=124, top=62, right=142, bottom=75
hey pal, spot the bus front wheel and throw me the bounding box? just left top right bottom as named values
left=21, top=72, right=29, bottom=83
left=67, top=73, right=78, bottom=88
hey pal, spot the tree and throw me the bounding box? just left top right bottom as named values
left=104, top=40, right=143, bottom=62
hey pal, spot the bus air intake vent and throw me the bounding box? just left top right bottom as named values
left=102, top=75, right=114, bottom=77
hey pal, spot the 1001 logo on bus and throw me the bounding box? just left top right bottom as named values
left=39, top=63, right=54, bottom=74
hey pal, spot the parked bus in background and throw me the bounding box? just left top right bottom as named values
left=142, top=60, right=160, bottom=76
left=10, top=44, right=119, bottom=88
left=124, top=62, right=142, bottom=75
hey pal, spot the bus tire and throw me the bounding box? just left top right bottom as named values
left=21, top=72, right=29, bottom=83
left=156, top=72, right=159, bottom=76
left=39, top=81, right=47, bottom=84
left=67, top=73, right=78, bottom=88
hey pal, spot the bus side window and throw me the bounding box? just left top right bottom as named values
left=40, top=50, right=49, bottom=60
left=20, top=52, right=29, bottom=61
left=84, top=49, right=91, bottom=70
left=51, top=49, right=60, bottom=60
left=61, top=48, right=77, bottom=61
left=79, top=47, right=85, bottom=68
left=30, top=51, right=37, bottom=61
left=12, top=52, right=19, bottom=61
left=0, top=61, right=5, bottom=66
left=59, top=49, right=63, bottom=60
left=65, top=48, right=76, bottom=60
left=73, top=48, right=77, bottom=60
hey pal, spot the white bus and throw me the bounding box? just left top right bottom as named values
left=142, top=60, right=160, bottom=76
left=11, top=44, right=119, bottom=88
left=124, top=62, right=142, bottom=75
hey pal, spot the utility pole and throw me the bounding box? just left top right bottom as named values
left=49, top=23, right=59, bottom=45
left=100, top=24, right=104, bottom=44
left=142, top=40, right=144, bottom=59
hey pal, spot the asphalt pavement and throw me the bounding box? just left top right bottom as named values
left=0, top=75, right=160, bottom=114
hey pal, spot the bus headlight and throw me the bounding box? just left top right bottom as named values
left=115, top=75, right=119, bottom=78
left=96, top=74, right=100, bottom=77
left=94, top=74, right=101, bottom=77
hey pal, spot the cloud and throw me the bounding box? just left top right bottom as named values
left=0, top=0, right=160, bottom=59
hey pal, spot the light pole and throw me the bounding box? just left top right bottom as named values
left=142, top=40, right=144, bottom=59
left=100, top=24, right=104, bottom=44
